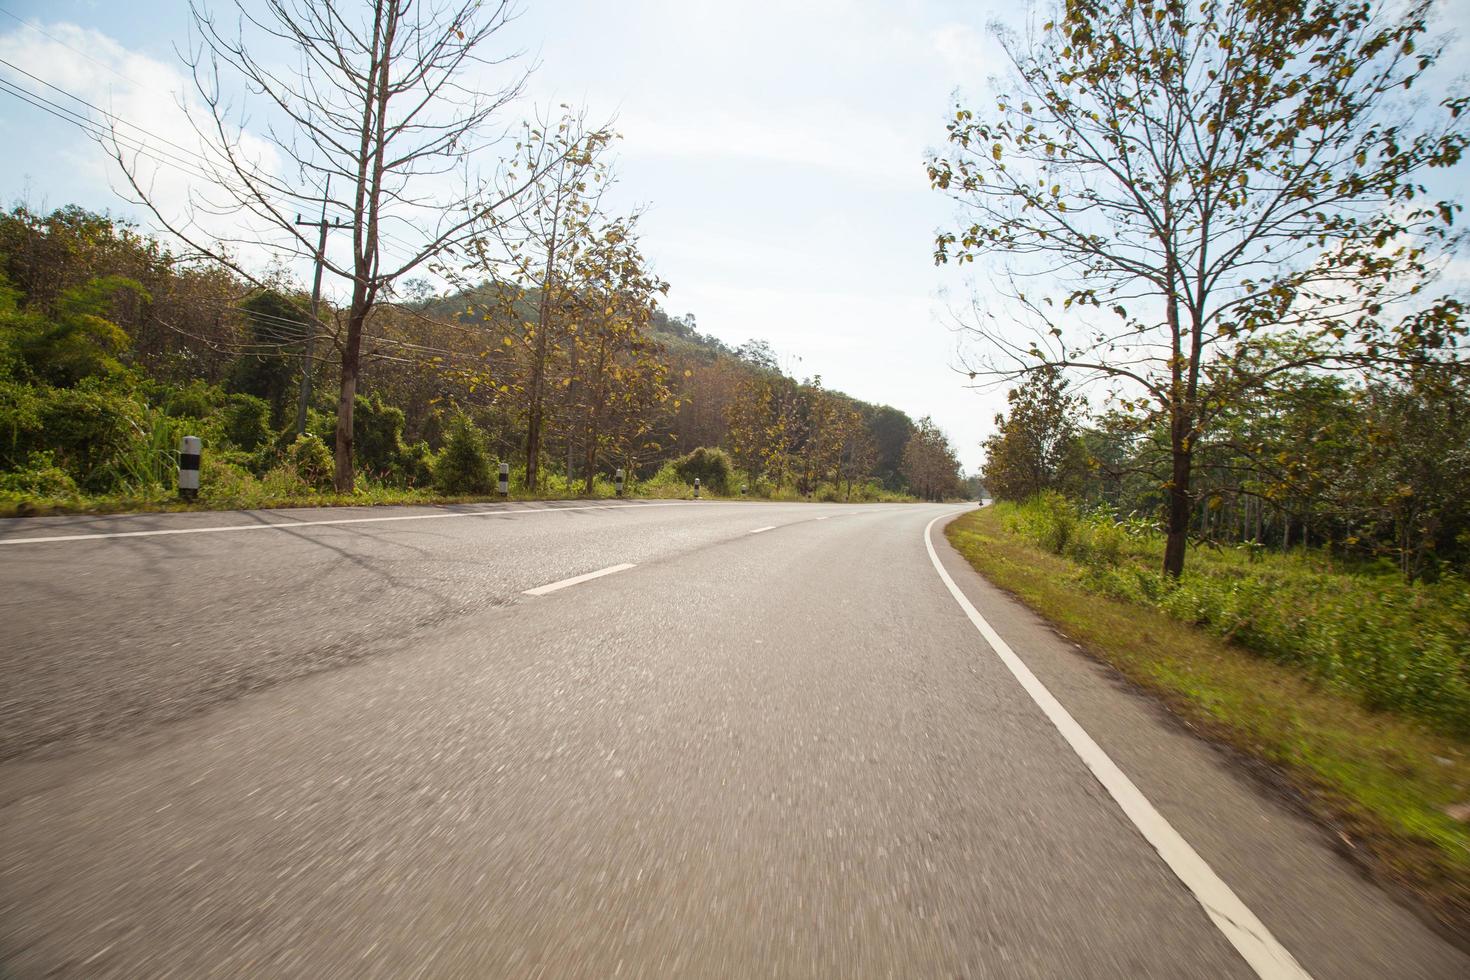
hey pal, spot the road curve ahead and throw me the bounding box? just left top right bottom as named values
left=1, top=500, right=1465, bottom=977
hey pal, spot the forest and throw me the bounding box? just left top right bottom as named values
left=0, top=205, right=963, bottom=514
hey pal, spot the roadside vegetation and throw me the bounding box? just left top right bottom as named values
left=0, top=206, right=951, bottom=517
left=947, top=504, right=1470, bottom=926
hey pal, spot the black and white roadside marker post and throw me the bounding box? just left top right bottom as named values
left=498, top=461, right=509, bottom=498
left=693, top=477, right=701, bottom=499
left=615, top=468, right=625, bottom=497
left=178, top=435, right=201, bottom=500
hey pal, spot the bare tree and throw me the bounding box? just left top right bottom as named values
left=929, top=0, right=1467, bottom=576
left=111, top=0, right=542, bottom=490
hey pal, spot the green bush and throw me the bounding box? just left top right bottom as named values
left=36, top=381, right=149, bottom=492
left=401, top=440, right=434, bottom=487
left=0, top=450, right=78, bottom=497
left=353, top=393, right=411, bottom=482
left=198, top=454, right=258, bottom=503
left=639, top=460, right=693, bottom=498
left=673, top=446, right=732, bottom=494
left=433, top=415, right=493, bottom=495
left=219, top=393, right=272, bottom=453
left=161, top=379, right=226, bottom=419
left=286, top=433, right=334, bottom=491
left=259, top=461, right=311, bottom=498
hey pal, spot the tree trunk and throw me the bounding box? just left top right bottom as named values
left=1162, top=436, right=1192, bottom=578
left=333, top=302, right=369, bottom=492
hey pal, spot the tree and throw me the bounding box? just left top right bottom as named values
left=981, top=365, right=1087, bottom=502
left=566, top=215, right=670, bottom=492
left=929, top=0, right=1468, bottom=576
left=901, top=416, right=962, bottom=501
left=229, top=290, right=307, bottom=426
left=114, top=0, right=537, bottom=491
left=463, top=110, right=615, bottom=491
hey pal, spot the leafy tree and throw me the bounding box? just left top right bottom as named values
left=229, top=290, right=307, bottom=426
left=2, top=276, right=147, bottom=387
left=982, top=366, right=1088, bottom=502
left=462, top=110, right=616, bottom=491
left=902, top=416, right=962, bottom=501
left=735, top=339, right=779, bottom=371
left=930, top=0, right=1468, bottom=576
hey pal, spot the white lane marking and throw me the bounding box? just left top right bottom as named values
left=815, top=516, right=831, bottom=521
left=923, top=514, right=1311, bottom=980
left=0, top=501, right=753, bottom=546
left=523, top=563, right=635, bottom=596
left=749, top=525, right=776, bottom=534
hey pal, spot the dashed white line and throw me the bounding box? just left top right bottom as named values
left=748, top=525, right=776, bottom=534
left=923, top=513, right=1310, bottom=980
left=523, top=563, right=636, bottom=596
left=815, top=516, right=831, bottom=521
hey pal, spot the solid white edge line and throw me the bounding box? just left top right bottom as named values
left=923, top=513, right=1311, bottom=980
left=748, top=525, right=776, bottom=534
left=0, top=500, right=754, bottom=546
left=523, top=562, right=636, bottom=596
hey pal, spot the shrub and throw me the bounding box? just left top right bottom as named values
left=198, top=455, right=258, bottom=503
left=433, top=415, right=493, bottom=495
left=353, top=393, right=410, bottom=480
left=0, top=450, right=78, bottom=497
left=259, top=461, right=311, bottom=498
left=673, top=446, right=732, bottom=494
left=286, top=433, right=334, bottom=491
left=401, top=440, right=434, bottom=487
left=36, top=381, right=148, bottom=492
left=219, top=393, right=272, bottom=453
left=161, top=379, right=225, bottom=419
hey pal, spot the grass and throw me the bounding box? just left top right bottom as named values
left=946, top=505, right=1470, bottom=930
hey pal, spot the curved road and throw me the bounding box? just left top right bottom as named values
left=0, top=500, right=1464, bottom=977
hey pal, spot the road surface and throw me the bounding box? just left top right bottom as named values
left=1, top=500, right=1464, bottom=977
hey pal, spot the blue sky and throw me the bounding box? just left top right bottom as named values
left=2, top=1, right=1467, bottom=474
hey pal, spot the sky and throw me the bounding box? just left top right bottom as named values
left=0, top=1, right=1466, bottom=475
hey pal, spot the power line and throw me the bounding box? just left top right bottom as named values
left=0, top=60, right=439, bottom=265
left=0, top=55, right=219, bottom=174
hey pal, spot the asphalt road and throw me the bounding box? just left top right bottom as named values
left=1, top=500, right=1465, bottom=977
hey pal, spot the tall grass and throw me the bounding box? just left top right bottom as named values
left=1001, top=493, right=1470, bottom=737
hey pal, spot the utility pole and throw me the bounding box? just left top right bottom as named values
left=294, top=176, right=349, bottom=437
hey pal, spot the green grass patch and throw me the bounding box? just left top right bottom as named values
left=946, top=505, right=1470, bottom=927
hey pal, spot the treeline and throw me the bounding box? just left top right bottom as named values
left=982, top=362, right=1470, bottom=584
left=0, top=206, right=962, bottom=508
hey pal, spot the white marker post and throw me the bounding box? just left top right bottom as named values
left=178, top=435, right=201, bottom=500
left=615, top=467, right=625, bottom=497
left=693, top=477, right=700, bottom=499
left=498, top=461, right=509, bottom=497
